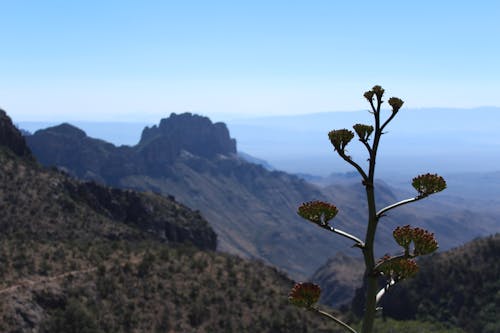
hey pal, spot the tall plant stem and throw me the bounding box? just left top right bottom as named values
left=360, top=93, right=383, bottom=333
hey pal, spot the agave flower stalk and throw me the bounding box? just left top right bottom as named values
left=289, top=86, right=446, bottom=333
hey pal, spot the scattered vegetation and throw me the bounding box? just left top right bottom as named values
left=381, top=234, right=500, bottom=333
left=1, top=115, right=340, bottom=332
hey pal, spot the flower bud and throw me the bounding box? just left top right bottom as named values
left=388, top=97, right=404, bottom=113
left=328, top=129, right=354, bottom=152
left=353, top=123, right=374, bottom=141
left=412, top=173, right=447, bottom=196
left=412, top=227, right=438, bottom=255
left=297, top=201, right=338, bottom=227
left=372, top=85, right=385, bottom=99
left=393, top=225, right=413, bottom=252
left=393, top=225, right=439, bottom=256
left=364, top=90, right=375, bottom=102
left=378, top=258, right=419, bottom=281
left=289, top=282, right=321, bottom=308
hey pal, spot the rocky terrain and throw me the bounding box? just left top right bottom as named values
left=0, top=109, right=340, bottom=332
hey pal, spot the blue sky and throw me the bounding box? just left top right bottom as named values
left=1, top=1, right=499, bottom=121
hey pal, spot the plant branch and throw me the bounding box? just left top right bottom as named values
left=337, top=150, right=368, bottom=181
left=380, top=112, right=397, bottom=133
left=323, top=225, right=365, bottom=248
left=376, top=278, right=396, bottom=305
left=376, top=196, right=426, bottom=219
left=310, top=307, right=358, bottom=333
left=360, top=139, right=373, bottom=156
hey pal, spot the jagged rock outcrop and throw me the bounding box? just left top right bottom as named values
left=63, top=180, right=217, bottom=250
left=139, top=112, right=236, bottom=158
left=0, top=109, right=32, bottom=158
left=1, top=110, right=217, bottom=251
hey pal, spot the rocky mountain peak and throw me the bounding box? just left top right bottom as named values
left=139, top=112, right=237, bottom=158
left=0, top=109, right=32, bottom=158
left=36, top=123, right=87, bottom=139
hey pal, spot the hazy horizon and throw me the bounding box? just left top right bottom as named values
left=16, top=106, right=500, bottom=184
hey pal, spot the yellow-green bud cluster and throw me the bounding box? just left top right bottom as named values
left=297, top=201, right=338, bottom=226
left=412, top=173, right=447, bottom=196
left=328, top=129, right=354, bottom=152
left=289, top=282, right=321, bottom=308
left=388, top=97, right=404, bottom=113
left=372, top=85, right=385, bottom=99
left=353, top=123, right=374, bottom=141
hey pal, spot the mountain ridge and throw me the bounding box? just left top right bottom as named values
left=0, top=109, right=340, bottom=332
left=25, top=112, right=500, bottom=280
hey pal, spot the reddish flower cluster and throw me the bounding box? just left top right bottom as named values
left=393, top=225, right=413, bottom=251
left=393, top=225, right=438, bottom=256
left=328, top=129, right=354, bottom=152
left=289, top=282, right=321, bottom=308
left=353, top=123, right=374, bottom=141
left=297, top=201, right=338, bottom=226
left=412, top=227, right=439, bottom=255
left=378, top=258, right=419, bottom=281
left=412, top=173, right=447, bottom=197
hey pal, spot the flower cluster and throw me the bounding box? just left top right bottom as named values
left=328, top=129, right=354, bottom=152
left=363, top=85, right=386, bottom=103
left=377, top=258, right=419, bottom=281
left=393, top=225, right=438, bottom=256
left=412, top=227, right=439, bottom=255
left=372, top=85, right=385, bottom=99
left=353, top=123, right=374, bottom=141
left=388, top=97, right=404, bottom=113
left=289, top=282, right=321, bottom=308
left=412, top=173, right=447, bottom=197
left=297, top=201, right=338, bottom=227
left=393, top=225, right=413, bottom=251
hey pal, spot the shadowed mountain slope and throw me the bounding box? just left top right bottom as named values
left=1, top=109, right=343, bottom=332
left=379, top=233, right=500, bottom=333
left=26, top=113, right=354, bottom=279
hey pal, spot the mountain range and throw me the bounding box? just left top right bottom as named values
left=24, top=112, right=500, bottom=281
left=0, top=108, right=342, bottom=332
left=4, top=107, right=498, bottom=332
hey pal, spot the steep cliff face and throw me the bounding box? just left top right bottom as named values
left=0, top=109, right=32, bottom=158
left=1, top=111, right=216, bottom=250
left=139, top=112, right=236, bottom=158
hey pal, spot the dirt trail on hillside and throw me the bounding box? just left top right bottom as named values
left=0, top=255, right=143, bottom=295
left=0, top=267, right=97, bottom=295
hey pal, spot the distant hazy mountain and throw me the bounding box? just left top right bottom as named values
left=226, top=107, right=500, bottom=178
left=238, top=151, right=275, bottom=170
left=25, top=112, right=500, bottom=280
left=26, top=113, right=349, bottom=279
